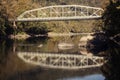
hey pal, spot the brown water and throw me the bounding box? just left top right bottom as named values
left=0, top=35, right=109, bottom=80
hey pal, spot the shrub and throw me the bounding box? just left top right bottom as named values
left=25, top=26, right=50, bottom=36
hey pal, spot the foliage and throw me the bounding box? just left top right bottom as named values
left=0, top=0, right=39, bottom=37
left=33, top=0, right=103, bottom=7
left=101, top=1, right=120, bottom=79
left=25, top=23, right=51, bottom=36
left=93, top=20, right=103, bottom=32
left=102, top=0, right=120, bottom=37
left=0, top=0, right=14, bottom=37
left=0, top=0, right=111, bottom=37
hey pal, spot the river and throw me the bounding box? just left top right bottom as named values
left=0, top=34, right=119, bottom=80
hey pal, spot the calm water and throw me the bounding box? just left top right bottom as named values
left=0, top=35, right=119, bottom=80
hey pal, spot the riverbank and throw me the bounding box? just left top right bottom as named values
left=8, top=33, right=30, bottom=40
left=7, top=32, right=95, bottom=40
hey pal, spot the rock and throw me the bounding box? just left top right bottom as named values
left=38, top=44, right=43, bottom=48
left=80, top=35, right=94, bottom=42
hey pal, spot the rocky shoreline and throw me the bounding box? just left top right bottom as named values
left=8, top=34, right=30, bottom=40
left=8, top=32, right=94, bottom=40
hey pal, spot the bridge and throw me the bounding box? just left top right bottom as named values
left=17, top=52, right=106, bottom=69
left=15, top=5, right=103, bottom=22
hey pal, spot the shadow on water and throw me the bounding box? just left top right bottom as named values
left=0, top=38, right=15, bottom=80
left=82, top=32, right=120, bottom=80
left=86, top=33, right=109, bottom=56
left=25, top=36, right=50, bottom=44
left=0, top=38, right=14, bottom=64
left=101, top=40, right=120, bottom=80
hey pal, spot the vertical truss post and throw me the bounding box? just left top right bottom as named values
left=80, top=7, right=82, bottom=15
left=87, top=8, right=89, bottom=16
left=100, top=9, right=102, bottom=16
left=75, top=5, right=77, bottom=17
left=13, top=21, right=17, bottom=37
left=37, top=11, right=39, bottom=17
left=56, top=7, right=58, bottom=17
left=62, top=7, right=64, bottom=17
left=50, top=8, right=52, bottom=17
left=13, top=21, right=17, bottom=29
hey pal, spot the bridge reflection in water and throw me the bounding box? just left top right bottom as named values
left=17, top=52, right=106, bottom=69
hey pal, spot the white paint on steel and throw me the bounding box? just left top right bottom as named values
left=17, top=5, right=103, bottom=21
left=17, top=52, right=105, bottom=69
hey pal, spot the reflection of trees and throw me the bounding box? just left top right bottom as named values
left=0, top=39, right=15, bottom=80
left=101, top=41, right=120, bottom=80
left=17, top=36, right=80, bottom=53
left=99, top=1, right=120, bottom=79
left=86, top=33, right=109, bottom=56
left=0, top=39, right=14, bottom=63
left=17, top=36, right=49, bottom=52
left=0, top=39, right=39, bottom=80
left=26, top=36, right=49, bottom=44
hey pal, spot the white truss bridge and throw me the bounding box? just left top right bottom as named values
left=16, top=5, right=103, bottom=21
left=17, top=52, right=106, bottom=69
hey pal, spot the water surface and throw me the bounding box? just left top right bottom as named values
left=0, top=35, right=107, bottom=80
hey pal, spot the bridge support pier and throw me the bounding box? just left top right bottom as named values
left=13, top=21, right=17, bottom=37
left=13, top=21, right=17, bottom=29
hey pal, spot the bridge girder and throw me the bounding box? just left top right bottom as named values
left=17, top=5, right=104, bottom=21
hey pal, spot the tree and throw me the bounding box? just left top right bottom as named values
left=102, top=0, right=120, bottom=37
left=25, top=23, right=51, bottom=36
left=0, top=0, right=13, bottom=37
left=0, top=0, right=39, bottom=37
